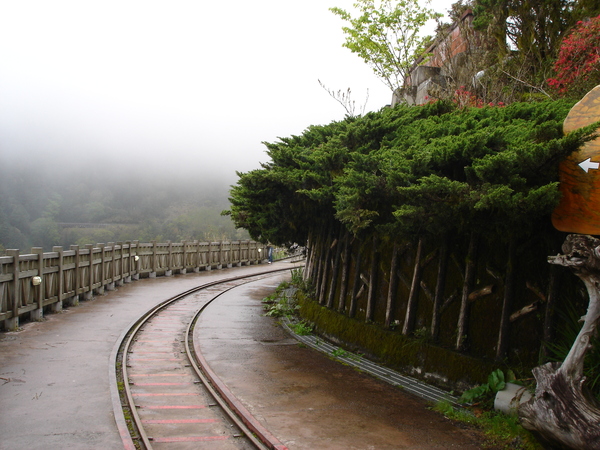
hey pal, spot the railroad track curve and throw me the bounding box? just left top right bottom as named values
left=110, top=269, right=294, bottom=450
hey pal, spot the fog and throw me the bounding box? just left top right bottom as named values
left=0, top=0, right=451, bottom=250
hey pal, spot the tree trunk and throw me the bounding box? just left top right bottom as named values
left=312, top=231, right=324, bottom=295
left=496, top=236, right=517, bottom=361
left=304, top=232, right=315, bottom=282
left=327, top=228, right=344, bottom=308
left=366, top=236, right=379, bottom=322
left=403, top=238, right=424, bottom=335
left=455, top=231, right=479, bottom=351
left=431, top=240, right=449, bottom=341
left=519, top=234, right=600, bottom=449
left=385, top=244, right=400, bottom=328
left=542, top=265, right=560, bottom=360
left=349, top=245, right=362, bottom=318
left=318, top=228, right=334, bottom=305
left=338, top=232, right=352, bottom=313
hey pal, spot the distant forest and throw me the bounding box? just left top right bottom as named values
left=0, top=163, right=248, bottom=253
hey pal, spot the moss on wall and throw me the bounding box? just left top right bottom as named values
left=297, top=291, right=499, bottom=390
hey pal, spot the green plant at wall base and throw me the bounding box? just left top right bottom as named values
left=433, top=401, right=543, bottom=449
left=290, top=321, right=313, bottom=336
left=290, top=267, right=304, bottom=285
left=333, top=348, right=363, bottom=362
left=332, top=348, right=350, bottom=358
left=262, top=293, right=298, bottom=318
left=459, top=369, right=516, bottom=405
left=413, top=326, right=430, bottom=341
left=289, top=267, right=312, bottom=293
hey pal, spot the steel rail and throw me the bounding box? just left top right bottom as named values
left=116, top=267, right=297, bottom=449
left=186, top=286, right=290, bottom=450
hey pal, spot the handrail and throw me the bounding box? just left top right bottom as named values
left=0, top=239, right=267, bottom=330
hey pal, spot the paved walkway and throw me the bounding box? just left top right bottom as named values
left=0, top=263, right=289, bottom=450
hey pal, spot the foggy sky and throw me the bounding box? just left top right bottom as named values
left=0, top=0, right=451, bottom=184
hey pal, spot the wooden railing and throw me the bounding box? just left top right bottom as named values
left=0, top=240, right=267, bottom=331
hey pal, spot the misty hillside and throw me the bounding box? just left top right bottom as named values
left=0, top=163, right=248, bottom=253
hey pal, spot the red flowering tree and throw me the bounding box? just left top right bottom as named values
left=548, top=15, right=600, bottom=97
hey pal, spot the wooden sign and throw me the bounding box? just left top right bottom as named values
left=551, top=86, right=600, bottom=234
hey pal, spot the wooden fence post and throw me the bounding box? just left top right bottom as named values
left=31, top=247, right=45, bottom=320
left=105, top=242, right=115, bottom=290
left=226, top=241, right=232, bottom=268
left=150, top=240, right=157, bottom=278
left=207, top=242, right=213, bottom=271
left=70, top=245, right=81, bottom=303
left=193, top=241, right=200, bottom=273
left=182, top=240, right=188, bottom=274
left=123, top=241, right=131, bottom=283
left=218, top=241, right=223, bottom=269
left=84, top=244, right=94, bottom=300
left=132, top=240, right=140, bottom=280
left=97, top=244, right=106, bottom=294
left=5, top=249, right=20, bottom=331
left=116, top=242, right=124, bottom=286
left=165, top=241, right=173, bottom=277
left=53, top=246, right=68, bottom=306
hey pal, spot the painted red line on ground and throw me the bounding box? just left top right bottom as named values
left=131, top=358, right=179, bottom=361
left=142, top=419, right=219, bottom=424
left=144, top=327, right=182, bottom=329
left=139, top=331, right=181, bottom=333
left=134, top=393, right=197, bottom=396
left=144, top=330, right=181, bottom=332
left=139, top=333, right=180, bottom=336
left=144, top=323, right=182, bottom=325
left=141, top=405, right=207, bottom=409
left=129, top=374, right=187, bottom=377
left=131, top=351, right=173, bottom=354
left=150, top=436, right=228, bottom=443
left=133, top=382, right=193, bottom=386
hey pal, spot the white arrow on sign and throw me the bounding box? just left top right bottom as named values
left=579, top=157, right=600, bottom=173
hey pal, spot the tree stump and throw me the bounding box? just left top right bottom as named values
left=518, top=234, right=600, bottom=449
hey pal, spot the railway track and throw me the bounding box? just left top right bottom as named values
left=112, top=269, right=293, bottom=450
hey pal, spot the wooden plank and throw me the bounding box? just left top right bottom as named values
left=552, top=85, right=600, bottom=233
left=0, top=274, right=12, bottom=283
left=7, top=250, right=20, bottom=318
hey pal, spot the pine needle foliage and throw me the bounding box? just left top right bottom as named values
left=226, top=100, right=594, bottom=246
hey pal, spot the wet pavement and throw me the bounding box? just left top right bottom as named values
left=0, top=263, right=293, bottom=450
left=195, top=274, right=485, bottom=449
left=0, top=262, right=487, bottom=449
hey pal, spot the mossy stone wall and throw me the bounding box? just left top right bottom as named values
left=299, top=225, right=585, bottom=390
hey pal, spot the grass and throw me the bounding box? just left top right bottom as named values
left=332, top=348, right=349, bottom=358
left=290, top=321, right=313, bottom=335
left=263, top=295, right=297, bottom=318
left=432, top=401, right=543, bottom=449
